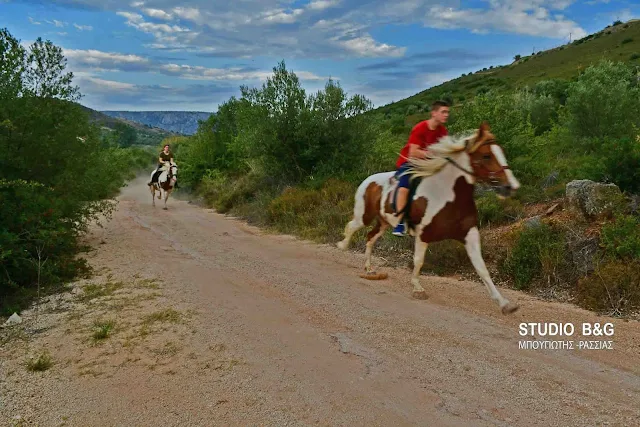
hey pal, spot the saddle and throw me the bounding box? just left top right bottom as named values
left=391, top=173, right=423, bottom=232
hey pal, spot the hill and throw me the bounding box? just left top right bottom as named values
left=100, top=111, right=212, bottom=135
left=79, top=105, right=176, bottom=146
left=375, top=19, right=640, bottom=122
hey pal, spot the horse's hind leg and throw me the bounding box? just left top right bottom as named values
left=338, top=182, right=372, bottom=250
left=150, top=185, right=156, bottom=207
left=464, top=226, right=518, bottom=314
left=364, top=218, right=389, bottom=273
left=337, top=217, right=364, bottom=250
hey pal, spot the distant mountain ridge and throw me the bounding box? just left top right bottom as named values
left=101, top=111, right=213, bottom=135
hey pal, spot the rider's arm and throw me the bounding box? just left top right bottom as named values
left=408, top=144, right=429, bottom=159
left=406, top=124, right=429, bottom=159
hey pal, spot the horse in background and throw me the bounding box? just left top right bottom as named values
left=149, top=161, right=178, bottom=210
left=337, top=122, right=521, bottom=314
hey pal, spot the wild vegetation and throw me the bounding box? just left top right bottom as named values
left=173, top=21, right=640, bottom=317
left=0, top=28, right=155, bottom=315
left=3, top=20, right=640, bottom=318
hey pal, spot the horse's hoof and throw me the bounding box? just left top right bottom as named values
left=163, top=207, right=168, bottom=210
left=501, top=302, right=519, bottom=315
left=337, top=241, right=347, bottom=250
left=412, top=289, right=428, bottom=300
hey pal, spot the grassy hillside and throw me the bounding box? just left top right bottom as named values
left=79, top=105, right=176, bottom=146
left=376, top=19, right=640, bottom=123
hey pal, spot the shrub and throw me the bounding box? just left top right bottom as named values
left=565, top=60, right=640, bottom=140
left=621, top=38, right=633, bottom=45
left=498, top=222, right=570, bottom=290
left=0, top=180, right=93, bottom=314
left=406, top=105, right=418, bottom=115
left=265, top=179, right=356, bottom=242
left=576, top=259, right=640, bottom=315
left=600, top=214, right=640, bottom=259
left=475, top=191, right=524, bottom=228
left=598, top=136, right=640, bottom=193
left=197, top=170, right=269, bottom=214
left=0, top=29, right=140, bottom=314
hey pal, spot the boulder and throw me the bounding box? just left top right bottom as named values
left=565, top=179, right=625, bottom=219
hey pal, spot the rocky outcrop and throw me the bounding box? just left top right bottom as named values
left=566, top=179, right=625, bottom=219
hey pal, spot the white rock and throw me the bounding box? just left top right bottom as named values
left=3, top=313, right=22, bottom=326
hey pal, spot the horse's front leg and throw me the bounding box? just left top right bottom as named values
left=411, top=234, right=428, bottom=300
left=150, top=185, right=155, bottom=207
left=163, top=190, right=170, bottom=210
left=464, top=226, right=518, bottom=314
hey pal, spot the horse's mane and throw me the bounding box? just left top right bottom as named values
left=401, top=130, right=477, bottom=179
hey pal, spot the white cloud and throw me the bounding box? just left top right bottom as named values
left=107, top=1, right=408, bottom=59
left=259, top=8, right=305, bottom=25
left=49, top=19, right=67, bottom=28
left=141, top=7, right=174, bottom=20
left=63, top=48, right=151, bottom=72
left=424, top=1, right=587, bottom=39
left=307, top=0, right=340, bottom=11
left=62, top=47, right=330, bottom=82
left=73, top=23, right=93, bottom=31
left=615, top=9, right=638, bottom=23
left=84, top=76, right=137, bottom=91
left=28, top=17, right=41, bottom=25
left=338, top=35, right=405, bottom=57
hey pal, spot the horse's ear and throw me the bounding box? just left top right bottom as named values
left=478, top=121, right=490, bottom=137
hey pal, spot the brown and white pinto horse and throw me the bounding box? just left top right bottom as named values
left=149, top=161, right=178, bottom=210
left=337, top=122, right=521, bottom=314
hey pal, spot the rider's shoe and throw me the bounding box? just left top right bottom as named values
left=392, top=221, right=407, bottom=237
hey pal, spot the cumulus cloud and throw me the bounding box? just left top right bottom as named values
left=38, top=0, right=586, bottom=60
left=424, top=1, right=586, bottom=39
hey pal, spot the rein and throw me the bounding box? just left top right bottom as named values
left=443, top=139, right=510, bottom=183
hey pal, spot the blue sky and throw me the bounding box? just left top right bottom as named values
left=1, top=0, right=639, bottom=112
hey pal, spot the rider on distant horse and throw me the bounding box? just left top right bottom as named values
left=392, top=100, right=450, bottom=236
left=148, top=144, right=174, bottom=186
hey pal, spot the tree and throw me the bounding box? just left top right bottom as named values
left=0, top=27, right=132, bottom=313
left=114, top=122, right=138, bottom=147
left=514, top=54, right=521, bottom=61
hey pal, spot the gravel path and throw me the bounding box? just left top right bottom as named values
left=1, top=176, right=639, bottom=427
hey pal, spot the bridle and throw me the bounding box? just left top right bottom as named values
left=444, top=138, right=511, bottom=185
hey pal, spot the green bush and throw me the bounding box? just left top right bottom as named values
left=265, top=179, right=356, bottom=242
left=565, top=60, right=640, bottom=140
left=0, top=180, right=93, bottom=314
left=499, top=222, right=570, bottom=290
left=601, top=215, right=640, bottom=259
left=476, top=192, right=524, bottom=228
left=0, top=28, right=142, bottom=314
left=576, top=259, right=640, bottom=315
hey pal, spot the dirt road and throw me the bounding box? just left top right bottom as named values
left=2, top=176, right=640, bottom=426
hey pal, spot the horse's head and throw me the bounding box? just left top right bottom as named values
left=169, top=162, right=178, bottom=184
left=465, top=122, right=520, bottom=198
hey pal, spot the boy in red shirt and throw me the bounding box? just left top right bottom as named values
left=392, top=100, right=450, bottom=236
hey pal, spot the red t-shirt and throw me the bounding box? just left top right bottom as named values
left=396, top=121, right=448, bottom=168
